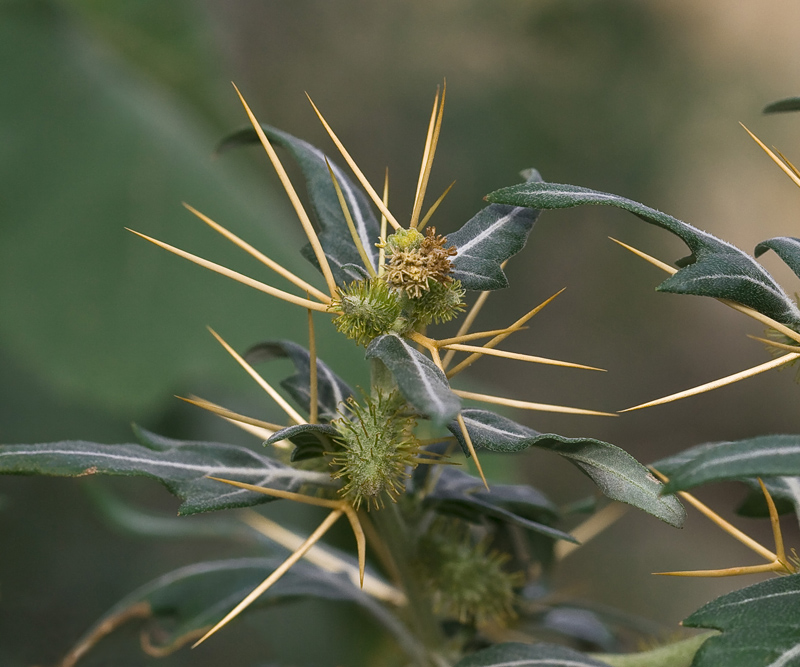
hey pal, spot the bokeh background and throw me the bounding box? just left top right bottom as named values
left=3, top=0, right=800, bottom=664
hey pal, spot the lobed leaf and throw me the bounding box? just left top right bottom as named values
left=651, top=434, right=800, bottom=494
left=683, top=573, right=800, bottom=667
left=447, top=169, right=542, bottom=291
left=764, top=97, right=800, bottom=114
left=425, top=467, right=572, bottom=542
left=485, top=181, right=800, bottom=329
left=454, top=642, right=612, bottom=667
left=0, top=426, right=333, bottom=515
left=218, top=125, right=381, bottom=284
left=263, top=423, right=340, bottom=461
left=755, top=236, right=800, bottom=281
left=365, top=334, right=461, bottom=426
left=245, top=339, right=355, bottom=422
left=450, top=409, right=685, bottom=527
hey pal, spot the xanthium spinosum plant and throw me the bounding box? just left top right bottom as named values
left=4, top=85, right=800, bottom=667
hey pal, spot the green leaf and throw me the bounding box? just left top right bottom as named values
left=764, top=97, right=800, bottom=114
left=0, top=426, right=332, bottom=515
left=68, top=557, right=416, bottom=660
left=454, top=642, right=612, bottom=667
left=84, top=483, right=250, bottom=540
left=485, top=181, right=800, bottom=329
left=736, top=476, right=800, bottom=518
left=594, top=633, right=714, bottom=667
left=1, top=3, right=341, bottom=416
left=683, top=573, right=800, bottom=667
left=218, top=126, right=381, bottom=284
left=245, top=340, right=355, bottom=422
left=450, top=410, right=685, bottom=527
left=447, top=169, right=542, bottom=291
left=651, top=434, right=800, bottom=494
left=755, top=237, right=800, bottom=281
left=426, top=467, right=573, bottom=542
left=365, top=334, right=461, bottom=426
left=264, top=423, right=340, bottom=461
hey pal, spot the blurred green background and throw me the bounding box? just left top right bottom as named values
left=3, top=0, right=800, bottom=664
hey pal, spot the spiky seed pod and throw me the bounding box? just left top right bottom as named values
left=384, top=227, right=425, bottom=253
left=406, top=279, right=465, bottom=329
left=385, top=227, right=457, bottom=299
left=330, top=393, right=420, bottom=510
left=328, top=278, right=402, bottom=346
left=418, top=520, right=523, bottom=626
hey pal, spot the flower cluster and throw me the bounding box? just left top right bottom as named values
left=385, top=226, right=457, bottom=298
left=330, top=225, right=464, bottom=346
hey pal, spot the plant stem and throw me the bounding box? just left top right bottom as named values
left=368, top=357, right=450, bottom=665
left=372, top=500, right=447, bottom=666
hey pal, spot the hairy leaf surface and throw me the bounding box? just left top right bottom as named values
left=652, top=434, right=800, bottom=494
left=218, top=125, right=380, bottom=283
left=755, top=236, right=800, bottom=281
left=426, top=467, right=572, bottom=542
left=486, top=181, right=800, bottom=328
left=683, top=573, right=800, bottom=667
left=454, top=642, right=612, bottom=667
left=245, top=340, right=354, bottom=422
left=450, top=409, right=685, bottom=527
left=264, top=423, right=340, bottom=461
left=366, top=334, right=460, bottom=425
left=447, top=169, right=542, bottom=291
left=0, top=426, right=332, bottom=515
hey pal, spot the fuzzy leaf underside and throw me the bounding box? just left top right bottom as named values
left=485, top=181, right=800, bottom=329
left=245, top=340, right=354, bottom=422
left=450, top=409, right=685, bottom=527
left=651, top=434, right=800, bottom=494
left=0, top=426, right=332, bottom=515
left=71, top=558, right=411, bottom=658
left=755, top=236, right=800, bottom=281
left=263, top=423, right=340, bottom=461
left=764, top=97, right=800, bottom=114
left=448, top=169, right=542, bottom=291
left=426, top=467, right=573, bottom=542
left=454, top=642, right=612, bottom=667
left=365, top=334, right=460, bottom=426
left=217, top=125, right=380, bottom=284
left=683, top=573, right=800, bottom=667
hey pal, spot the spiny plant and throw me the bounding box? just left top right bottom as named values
left=3, top=85, right=800, bottom=667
